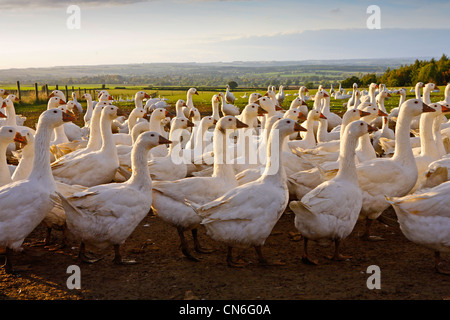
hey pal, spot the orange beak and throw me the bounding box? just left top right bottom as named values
left=294, top=122, right=307, bottom=132
left=0, top=111, right=6, bottom=118
left=319, top=113, right=327, bottom=119
left=275, top=105, right=283, bottom=111
left=378, top=109, right=388, bottom=117
left=158, top=135, right=172, bottom=145
left=49, top=92, right=55, bottom=98
left=441, top=105, right=450, bottom=112
left=359, top=110, right=371, bottom=117
left=14, top=97, right=20, bottom=102
left=422, top=103, right=436, bottom=113
left=62, top=111, right=76, bottom=122
left=14, top=132, right=27, bottom=145
left=108, top=96, right=113, bottom=100
left=367, top=124, right=378, bottom=133
left=59, top=99, right=66, bottom=105
left=1, top=101, right=6, bottom=108
left=144, top=93, right=150, bottom=99
left=298, top=113, right=307, bottom=121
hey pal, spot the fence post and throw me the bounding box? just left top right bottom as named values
left=45, top=84, right=49, bottom=97
left=34, top=83, right=39, bottom=103
left=16, top=81, right=21, bottom=101
left=65, top=85, right=68, bottom=100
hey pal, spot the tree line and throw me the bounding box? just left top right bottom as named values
left=341, top=54, right=450, bottom=88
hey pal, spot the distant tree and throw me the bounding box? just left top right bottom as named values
left=227, top=81, right=238, bottom=90
left=341, top=76, right=361, bottom=88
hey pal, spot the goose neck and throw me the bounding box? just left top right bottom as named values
left=336, top=130, right=358, bottom=182
left=127, top=142, right=153, bottom=190
left=211, top=128, right=236, bottom=184
left=419, top=113, right=439, bottom=158
left=29, top=120, right=56, bottom=188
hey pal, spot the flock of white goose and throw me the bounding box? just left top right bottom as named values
left=0, top=81, right=449, bottom=275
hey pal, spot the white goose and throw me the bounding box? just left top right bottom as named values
left=148, top=118, right=195, bottom=181
left=182, top=88, right=198, bottom=118
left=290, top=121, right=377, bottom=264
left=189, top=118, right=303, bottom=267
left=0, top=108, right=74, bottom=273
left=211, top=94, right=222, bottom=122
left=219, top=92, right=240, bottom=116
left=57, top=132, right=171, bottom=264
left=11, top=131, right=34, bottom=182
left=0, top=127, right=25, bottom=187
left=320, top=91, right=342, bottom=130
left=82, top=93, right=96, bottom=127
left=112, top=107, right=147, bottom=146
left=151, top=116, right=248, bottom=261
left=288, top=109, right=325, bottom=151
left=356, top=99, right=435, bottom=241
left=225, top=84, right=236, bottom=104
left=386, top=181, right=450, bottom=274
left=51, top=105, right=123, bottom=187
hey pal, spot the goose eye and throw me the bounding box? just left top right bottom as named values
left=287, top=121, right=291, bottom=124
left=9, top=130, right=12, bottom=132
left=360, top=123, right=363, bottom=126
left=415, top=101, right=418, bottom=104
left=53, top=110, right=57, bottom=113
left=228, top=118, right=232, bottom=121
left=151, top=134, right=155, bottom=137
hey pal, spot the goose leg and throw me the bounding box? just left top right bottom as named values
left=327, top=239, right=352, bottom=261
left=226, top=246, right=247, bottom=268
left=361, top=219, right=385, bottom=241
left=113, top=244, right=138, bottom=265
left=254, top=245, right=285, bottom=266
left=301, top=238, right=318, bottom=265
left=78, top=242, right=103, bottom=264
left=2, top=248, right=15, bottom=274
left=29, top=227, right=52, bottom=247
left=192, top=229, right=214, bottom=254
left=177, top=227, right=199, bottom=262
left=435, top=251, right=450, bottom=275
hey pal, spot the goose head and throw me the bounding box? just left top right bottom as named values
left=307, top=109, right=326, bottom=122
left=81, top=93, right=92, bottom=100
left=201, top=116, right=216, bottom=128
left=283, top=108, right=306, bottom=121
left=101, top=105, right=124, bottom=121
left=97, top=90, right=109, bottom=99
left=397, top=88, right=407, bottom=96
left=424, top=82, right=439, bottom=93
left=48, top=90, right=65, bottom=100
left=17, top=130, right=34, bottom=150
left=40, top=108, right=76, bottom=128
left=0, top=126, right=22, bottom=146
left=189, top=107, right=201, bottom=122
left=135, top=91, right=150, bottom=101
left=172, top=117, right=195, bottom=131
left=99, top=92, right=114, bottom=102
left=0, top=89, right=9, bottom=97
left=151, top=107, right=169, bottom=121
left=135, top=131, right=172, bottom=151
left=360, top=103, right=388, bottom=122
left=439, top=102, right=450, bottom=113
left=47, top=96, right=66, bottom=109
left=216, top=116, right=248, bottom=133
left=248, top=92, right=262, bottom=104
left=343, top=108, right=372, bottom=124
left=258, top=96, right=279, bottom=113
left=129, top=107, right=147, bottom=121
left=271, top=118, right=307, bottom=139
left=187, top=88, right=198, bottom=96
left=346, top=120, right=378, bottom=139
left=242, top=103, right=262, bottom=118
left=6, top=94, right=19, bottom=103
left=400, top=99, right=435, bottom=117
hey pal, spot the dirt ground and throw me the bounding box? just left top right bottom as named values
left=1, top=206, right=449, bottom=301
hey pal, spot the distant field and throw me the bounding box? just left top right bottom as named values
left=7, top=85, right=446, bottom=130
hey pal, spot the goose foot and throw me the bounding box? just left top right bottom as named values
left=326, top=239, right=352, bottom=261
left=301, top=238, right=318, bottom=265
left=78, top=242, right=103, bottom=264
left=192, top=229, right=214, bottom=254
left=178, top=227, right=200, bottom=262
left=227, top=247, right=248, bottom=268
left=113, top=245, right=138, bottom=265
left=254, top=246, right=285, bottom=266
left=361, top=219, right=385, bottom=241
left=435, top=252, right=450, bottom=275
left=29, top=228, right=53, bottom=247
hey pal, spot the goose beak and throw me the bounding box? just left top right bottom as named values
left=62, top=111, right=76, bottom=122
left=387, top=93, right=391, bottom=97
left=319, top=113, right=327, bottom=119
left=367, top=124, right=378, bottom=133
left=59, top=99, right=66, bottom=105
left=189, top=111, right=194, bottom=118
left=257, top=106, right=267, bottom=116
left=323, top=92, right=329, bottom=98
left=378, top=109, right=388, bottom=117
left=275, top=105, right=283, bottom=111
left=158, top=135, right=172, bottom=145
left=294, top=122, right=307, bottom=132
left=359, top=110, right=371, bottom=117
left=49, top=92, right=55, bottom=98
left=302, top=100, right=307, bottom=106
left=422, top=103, right=436, bottom=113
left=194, top=91, right=199, bottom=95
left=186, top=120, right=195, bottom=128
left=4, top=91, right=9, bottom=96
left=441, top=105, right=450, bottom=112
left=0, top=111, right=6, bottom=118
left=1, top=101, right=6, bottom=108
left=144, top=93, right=150, bottom=99
left=14, top=132, right=27, bottom=146
left=298, top=113, right=307, bottom=121
left=235, top=118, right=249, bottom=129
left=108, top=96, right=114, bottom=101
left=213, top=119, right=218, bottom=124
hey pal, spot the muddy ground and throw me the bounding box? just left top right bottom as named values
left=1, top=206, right=449, bottom=301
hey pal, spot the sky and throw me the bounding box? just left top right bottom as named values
left=0, top=0, right=449, bottom=69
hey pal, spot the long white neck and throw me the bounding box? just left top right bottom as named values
left=370, top=87, right=376, bottom=104
left=0, top=140, right=11, bottom=186
left=29, top=119, right=56, bottom=188
left=135, top=97, right=144, bottom=109
left=445, top=85, right=450, bottom=104
left=85, top=109, right=103, bottom=150
left=377, top=96, right=387, bottom=113
left=303, top=116, right=317, bottom=145
left=212, top=128, right=236, bottom=185
left=99, top=114, right=116, bottom=155
left=84, top=95, right=94, bottom=123
left=317, top=119, right=328, bottom=143
left=11, top=144, right=34, bottom=181
left=335, top=129, right=359, bottom=183
left=53, top=124, right=69, bottom=144
left=433, top=115, right=446, bottom=157
left=149, top=115, right=163, bottom=134
left=261, top=128, right=286, bottom=184
left=212, top=101, right=220, bottom=121
left=422, top=87, right=432, bottom=104
left=392, top=109, right=416, bottom=165
left=5, top=104, right=17, bottom=126
left=127, top=141, right=153, bottom=191
left=419, top=112, right=439, bottom=158
left=415, top=85, right=422, bottom=100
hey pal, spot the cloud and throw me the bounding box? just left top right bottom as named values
left=0, top=0, right=153, bottom=10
